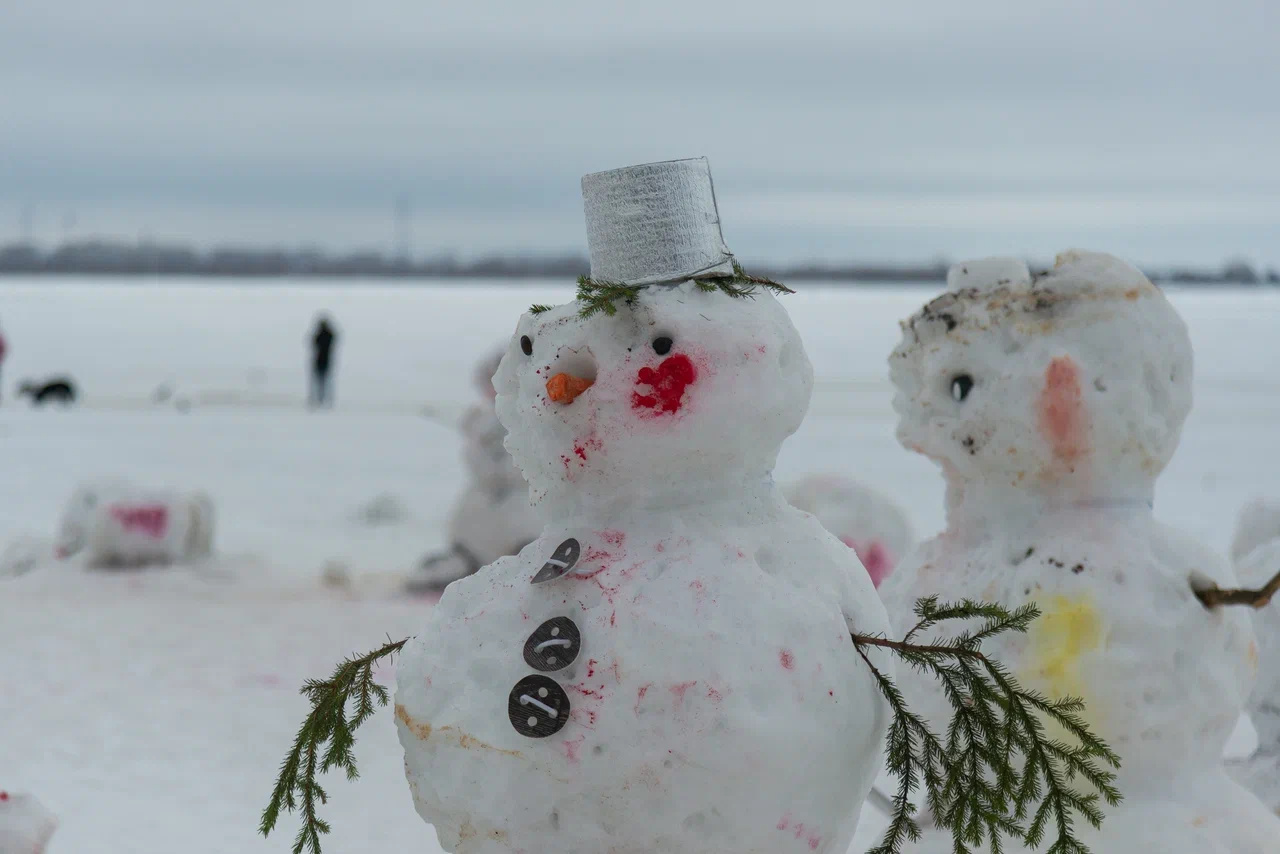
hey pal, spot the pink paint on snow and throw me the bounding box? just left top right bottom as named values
left=669, top=681, right=697, bottom=704
left=841, top=537, right=894, bottom=588
left=779, top=649, right=795, bottom=670
left=108, top=504, right=169, bottom=539
left=1037, top=355, right=1089, bottom=465
left=561, top=733, right=586, bottom=763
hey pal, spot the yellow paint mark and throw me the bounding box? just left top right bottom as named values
left=1025, top=595, right=1105, bottom=730
left=1250, top=640, right=1260, bottom=670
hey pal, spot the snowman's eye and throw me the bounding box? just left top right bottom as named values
left=951, top=374, right=974, bottom=402
left=520, top=335, right=533, bottom=356
left=652, top=336, right=673, bottom=355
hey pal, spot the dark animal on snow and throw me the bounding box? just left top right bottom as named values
left=18, top=377, right=77, bottom=405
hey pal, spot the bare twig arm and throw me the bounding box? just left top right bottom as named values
left=1194, top=567, right=1280, bottom=609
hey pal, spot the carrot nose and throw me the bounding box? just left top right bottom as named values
left=546, top=372, right=593, bottom=404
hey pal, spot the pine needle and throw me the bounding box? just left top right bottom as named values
left=852, top=597, right=1122, bottom=854
left=260, top=637, right=409, bottom=854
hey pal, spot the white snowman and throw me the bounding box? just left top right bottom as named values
left=784, top=474, right=915, bottom=588
left=879, top=250, right=1279, bottom=851
left=408, top=345, right=542, bottom=593
left=1228, top=498, right=1280, bottom=811
left=394, top=158, right=892, bottom=854
left=0, top=790, right=57, bottom=854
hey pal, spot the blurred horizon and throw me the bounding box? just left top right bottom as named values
left=3, top=0, right=1278, bottom=267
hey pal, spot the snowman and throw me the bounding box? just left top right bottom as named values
left=0, top=790, right=57, bottom=853
left=1228, top=498, right=1280, bottom=810
left=784, top=474, right=915, bottom=588
left=393, top=158, right=893, bottom=854
left=878, top=250, right=1279, bottom=851
left=408, top=345, right=541, bottom=593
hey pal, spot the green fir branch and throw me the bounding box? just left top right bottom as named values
left=260, top=637, right=409, bottom=854
left=852, top=597, right=1122, bottom=854
left=528, top=304, right=554, bottom=315
left=571, top=262, right=794, bottom=318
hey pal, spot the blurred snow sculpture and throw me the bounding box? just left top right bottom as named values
left=55, top=479, right=215, bottom=568
left=785, top=474, right=915, bottom=588
left=0, top=790, right=57, bottom=854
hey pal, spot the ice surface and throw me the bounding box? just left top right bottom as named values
left=397, top=282, right=892, bottom=853
left=881, top=251, right=1280, bottom=851
left=1, top=280, right=1277, bottom=854
left=784, top=474, right=915, bottom=587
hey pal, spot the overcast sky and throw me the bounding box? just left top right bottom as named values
left=2, top=0, right=1277, bottom=266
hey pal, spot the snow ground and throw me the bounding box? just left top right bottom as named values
left=1, top=279, right=1277, bottom=853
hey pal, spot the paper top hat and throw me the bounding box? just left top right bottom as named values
left=581, top=157, right=736, bottom=286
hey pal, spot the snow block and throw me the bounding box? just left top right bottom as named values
left=56, top=480, right=215, bottom=568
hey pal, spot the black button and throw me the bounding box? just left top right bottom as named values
left=508, top=674, right=571, bottom=738
left=531, top=538, right=580, bottom=584
left=523, top=617, right=581, bottom=671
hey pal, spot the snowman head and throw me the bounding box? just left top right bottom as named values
left=494, top=158, right=812, bottom=516
left=889, top=250, right=1192, bottom=508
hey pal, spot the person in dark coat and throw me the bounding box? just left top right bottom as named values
left=309, top=315, right=338, bottom=408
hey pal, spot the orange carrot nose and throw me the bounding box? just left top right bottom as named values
left=546, top=372, right=594, bottom=404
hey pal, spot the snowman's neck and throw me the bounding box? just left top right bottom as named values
left=546, top=473, right=777, bottom=530
left=947, top=477, right=1155, bottom=532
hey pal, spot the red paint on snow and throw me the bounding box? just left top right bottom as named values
left=1037, top=356, right=1089, bottom=465
left=109, top=504, right=169, bottom=539
left=706, top=684, right=724, bottom=703
left=632, top=353, right=697, bottom=415
left=779, top=649, right=796, bottom=670
left=843, top=538, right=893, bottom=588
left=669, top=681, right=697, bottom=703
left=808, top=834, right=822, bottom=850
left=777, top=815, right=791, bottom=831
left=0, top=791, right=8, bottom=801
left=600, top=529, right=625, bottom=548
left=586, top=658, right=598, bottom=678
left=574, top=444, right=588, bottom=460
left=635, top=682, right=653, bottom=715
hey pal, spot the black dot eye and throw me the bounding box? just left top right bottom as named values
left=951, top=374, right=974, bottom=402
left=520, top=335, right=533, bottom=356
left=652, top=336, right=673, bottom=355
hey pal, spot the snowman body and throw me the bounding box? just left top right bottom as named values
left=879, top=250, right=1277, bottom=851
left=396, top=279, right=891, bottom=854
left=784, top=474, right=915, bottom=587
left=1228, top=499, right=1280, bottom=810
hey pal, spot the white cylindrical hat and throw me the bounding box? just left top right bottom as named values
left=581, top=157, right=736, bottom=286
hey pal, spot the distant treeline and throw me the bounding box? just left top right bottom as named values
left=1, top=240, right=1277, bottom=285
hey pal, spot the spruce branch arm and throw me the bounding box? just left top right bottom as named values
left=851, top=633, right=989, bottom=662
left=1194, top=567, right=1280, bottom=609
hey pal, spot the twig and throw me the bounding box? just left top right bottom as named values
left=1194, top=567, right=1280, bottom=609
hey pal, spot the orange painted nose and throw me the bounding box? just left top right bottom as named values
left=546, top=372, right=593, bottom=404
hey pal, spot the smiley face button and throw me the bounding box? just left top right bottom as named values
left=508, top=674, right=571, bottom=738
left=531, top=538, right=581, bottom=584
left=523, top=617, right=581, bottom=672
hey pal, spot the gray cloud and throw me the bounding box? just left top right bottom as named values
left=2, top=0, right=1277, bottom=265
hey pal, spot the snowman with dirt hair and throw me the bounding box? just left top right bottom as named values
left=880, top=251, right=1280, bottom=852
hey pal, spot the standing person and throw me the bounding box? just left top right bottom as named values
left=308, top=314, right=337, bottom=408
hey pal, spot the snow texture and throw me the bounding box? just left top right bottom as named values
left=0, top=791, right=57, bottom=854
left=1228, top=500, right=1280, bottom=812
left=784, top=474, right=915, bottom=587
left=55, top=480, right=215, bottom=568
left=396, top=279, right=892, bottom=854
left=881, top=249, right=1278, bottom=851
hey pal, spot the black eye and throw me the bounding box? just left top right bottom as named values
left=652, top=336, right=673, bottom=355
left=520, top=335, right=533, bottom=356
left=951, top=374, right=974, bottom=402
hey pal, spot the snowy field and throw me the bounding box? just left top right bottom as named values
left=2, top=278, right=1278, bottom=853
